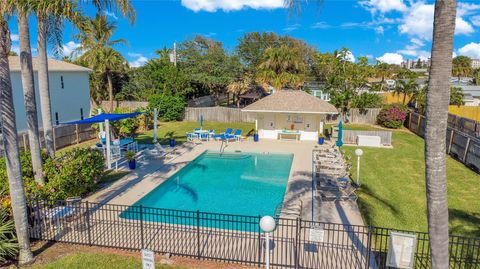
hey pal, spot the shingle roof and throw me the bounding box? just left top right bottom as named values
left=242, top=90, right=338, bottom=114
left=8, top=56, right=91, bottom=72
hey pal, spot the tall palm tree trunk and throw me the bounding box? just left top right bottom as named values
left=37, top=16, right=55, bottom=159
left=107, top=72, right=114, bottom=112
left=0, top=19, right=35, bottom=266
left=425, top=0, right=456, bottom=268
left=18, top=12, right=44, bottom=185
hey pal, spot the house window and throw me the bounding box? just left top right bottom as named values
left=60, top=76, right=64, bottom=89
left=287, top=115, right=303, bottom=124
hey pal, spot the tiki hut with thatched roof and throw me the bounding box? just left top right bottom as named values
left=242, top=90, right=338, bottom=141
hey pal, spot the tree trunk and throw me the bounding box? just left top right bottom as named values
left=37, top=16, right=55, bottom=158
left=0, top=19, right=35, bottom=266
left=425, top=0, right=456, bottom=268
left=107, top=72, right=114, bottom=112
left=18, top=12, right=44, bottom=185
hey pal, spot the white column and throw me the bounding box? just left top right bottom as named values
left=356, top=155, right=361, bottom=185
left=153, top=108, right=158, bottom=143
left=105, top=119, right=111, bottom=169
left=255, top=119, right=258, bottom=132
left=265, top=232, right=270, bottom=269
left=98, top=108, right=104, bottom=133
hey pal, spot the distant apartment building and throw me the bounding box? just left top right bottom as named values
left=8, top=56, right=91, bottom=131
left=471, top=59, right=480, bottom=69
left=400, top=58, right=430, bottom=69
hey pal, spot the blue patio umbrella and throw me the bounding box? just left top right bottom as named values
left=200, top=114, right=203, bottom=129
left=336, top=121, right=344, bottom=147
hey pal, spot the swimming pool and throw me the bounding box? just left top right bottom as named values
left=121, top=150, right=293, bottom=224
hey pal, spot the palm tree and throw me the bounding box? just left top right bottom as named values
left=424, top=0, right=457, bottom=268
left=32, top=0, right=84, bottom=159
left=75, top=14, right=128, bottom=111
left=256, top=45, right=306, bottom=90
left=394, top=79, right=418, bottom=104
left=0, top=9, right=35, bottom=265
left=16, top=1, right=44, bottom=185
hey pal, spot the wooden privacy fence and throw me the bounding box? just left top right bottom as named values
left=184, top=107, right=256, bottom=123
left=408, top=111, right=480, bottom=172
left=13, top=124, right=96, bottom=153
left=342, top=130, right=392, bottom=146
left=348, top=108, right=381, bottom=124
left=184, top=107, right=381, bottom=124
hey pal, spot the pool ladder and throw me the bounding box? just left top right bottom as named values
left=219, top=139, right=228, bottom=154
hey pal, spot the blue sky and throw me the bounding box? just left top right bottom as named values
left=8, top=0, right=480, bottom=66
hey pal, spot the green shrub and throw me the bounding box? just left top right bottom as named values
left=377, top=107, right=407, bottom=129
left=0, top=151, right=46, bottom=201
left=149, top=94, right=186, bottom=121
left=0, top=207, right=17, bottom=264
left=43, top=148, right=105, bottom=201
left=352, top=92, right=383, bottom=111
left=110, top=107, right=142, bottom=138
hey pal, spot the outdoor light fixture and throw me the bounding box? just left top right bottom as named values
left=260, top=216, right=276, bottom=269
left=355, top=148, right=364, bottom=186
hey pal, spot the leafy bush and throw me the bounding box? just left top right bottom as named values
left=377, top=107, right=407, bottom=129
left=109, top=107, right=142, bottom=138
left=0, top=208, right=17, bottom=264
left=352, top=92, right=383, bottom=111
left=1, top=148, right=104, bottom=202
left=43, top=148, right=105, bottom=201
left=0, top=151, right=46, bottom=201
left=149, top=94, right=186, bottom=121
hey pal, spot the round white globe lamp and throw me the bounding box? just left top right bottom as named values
left=260, top=216, right=276, bottom=269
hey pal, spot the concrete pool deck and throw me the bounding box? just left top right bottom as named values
left=86, top=139, right=364, bottom=227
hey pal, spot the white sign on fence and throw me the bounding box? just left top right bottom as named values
left=309, top=225, right=325, bottom=243
left=141, top=249, right=155, bottom=269
left=386, top=232, right=417, bottom=269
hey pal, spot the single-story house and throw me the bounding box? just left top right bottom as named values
left=242, top=90, right=338, bottom=141
left=9, top=56, right=91, bottom=131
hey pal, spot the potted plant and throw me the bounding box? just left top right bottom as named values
left=166, top=131, right=176, bottom=147
left=126, top=150, right=136, bottom=170
left=318, top=132, right=325, bottom=145
left=253, top=129, right=259, bottom=142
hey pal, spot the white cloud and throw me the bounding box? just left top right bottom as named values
left=102, top=10, right=118, bottom=20
left=471, top=15, right=480, bottom=26
left=374, top=26, right=384, bottom=34
left=181, top=0, right=284, bottom=12
left=457, top=3, right=480, bottom=17
left=283, top=24, right=300, bottom=32
left=311, top=22, right=330, bottom=29
left=398, top=2, right=475, bottom=40
left=62, top=41, right=81, bottom=57
left=377, top=52, right=404, bottom=64
left=458, top=42, right=480, bottom=59
left=360, top=0, right=407, bottom=13
left=10, top=34, right=19, bottom=42
left=455, top=17, right=474, bottom=35
left=128, top=53, right=149, bottom=67
left=337, top=50, right=356, bottom=63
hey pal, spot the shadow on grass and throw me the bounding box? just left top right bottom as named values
left=449, top=208, right=480, bottom=237
left=357, top=184, right=403, bottom=226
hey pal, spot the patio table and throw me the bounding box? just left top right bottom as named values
left=278, top=130, right=301, bottom=141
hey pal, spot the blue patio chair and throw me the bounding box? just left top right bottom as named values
left=200, top=132, right=209, bottom=141
left=225, top=129, right=242, bottom=141
left=213, top=128, right=232, bottom=140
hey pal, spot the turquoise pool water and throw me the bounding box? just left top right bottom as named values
left=120, top=151, right=293, bottom=226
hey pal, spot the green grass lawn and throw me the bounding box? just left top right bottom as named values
left=341, top=124, right=480, bottom=237
left=29, top=252, right=183, bottom=269
left=136, top=121, right=255, bottom=145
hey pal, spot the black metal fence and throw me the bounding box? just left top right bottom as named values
left=27, top=200, right=480, bottom=269
left=408, top=112, right=480, bottom=173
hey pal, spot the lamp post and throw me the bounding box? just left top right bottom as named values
left=153, top=108, right=158, bottom=143
left=259, top=216, right=276, bottom=269
left=355, top=148, right=363, bottom=186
